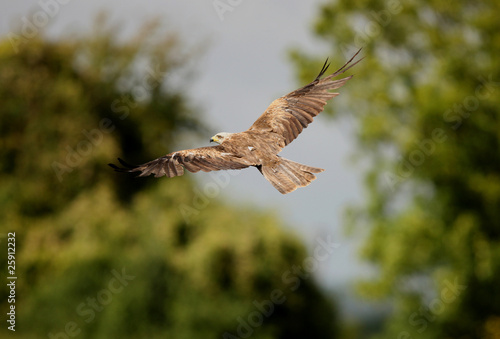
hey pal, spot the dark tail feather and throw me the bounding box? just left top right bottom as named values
left=259, top=158, right=324, bottom=194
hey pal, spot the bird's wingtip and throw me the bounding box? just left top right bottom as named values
left=108, top=158, right=138, bottom=172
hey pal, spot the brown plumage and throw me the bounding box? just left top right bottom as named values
left=109, top=50, right=362, bottom=194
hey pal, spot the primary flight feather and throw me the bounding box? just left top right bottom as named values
left=109, top=50, right=362, bottom=194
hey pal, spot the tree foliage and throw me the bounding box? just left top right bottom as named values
left=292, top=0, right=500, bottom=338
left=0, top=19, right=338, bottom=338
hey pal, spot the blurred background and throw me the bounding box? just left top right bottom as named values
left=1, top=0, right=499, bottom=338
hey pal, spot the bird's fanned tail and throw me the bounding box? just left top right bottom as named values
left=259, top=158, right=324, bottom=194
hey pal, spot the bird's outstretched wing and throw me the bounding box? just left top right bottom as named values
left=108, top=146, right=251, bottom=178
left=248, top=49, right=363, bottom=147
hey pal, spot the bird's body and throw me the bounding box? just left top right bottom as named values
left=110, top=50, right=362, bottom=194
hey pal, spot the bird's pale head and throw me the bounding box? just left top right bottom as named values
left=210, top=132, right=233, bottom=144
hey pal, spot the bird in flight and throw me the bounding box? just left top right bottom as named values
left=109, top=50, right=362, bottom=194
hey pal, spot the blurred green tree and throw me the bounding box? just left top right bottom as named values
left=291, top=0, right=500, bottom=338
left=0, top=17, right=339, bottom=338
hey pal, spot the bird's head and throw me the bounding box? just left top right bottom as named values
left=210, top=132, right=233, bottom=144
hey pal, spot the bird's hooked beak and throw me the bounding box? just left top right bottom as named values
left=210, top=137, right=215, bottom=143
